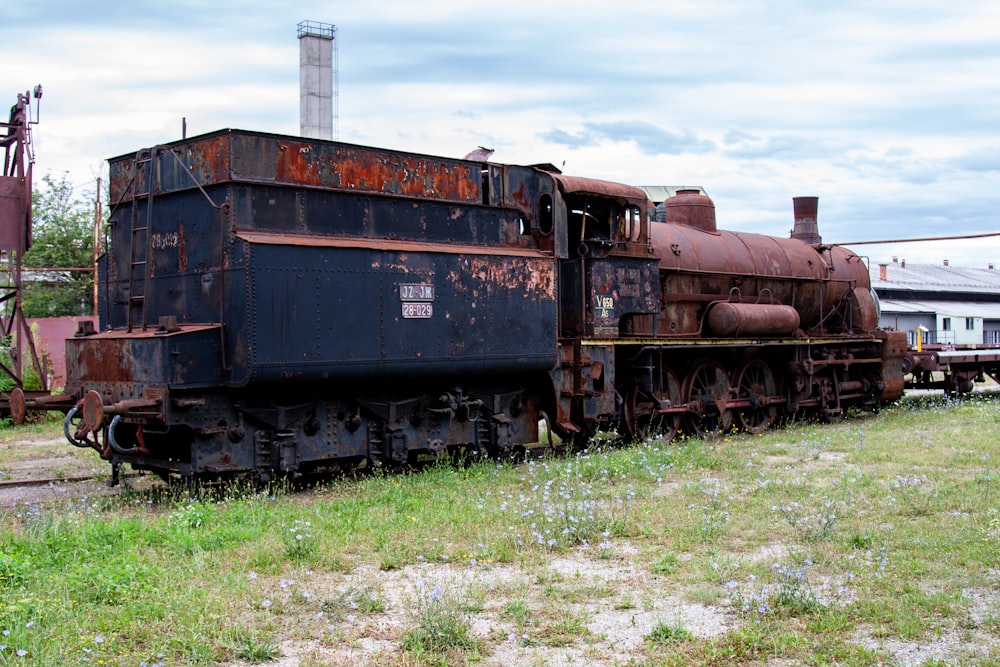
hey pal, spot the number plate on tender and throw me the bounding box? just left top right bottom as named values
left=399, top=283, right=435, bottom=301
left=402, top=303, right=433, bottom=319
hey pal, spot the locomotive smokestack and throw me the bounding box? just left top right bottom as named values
left=791, top=196, right=822, bottom=244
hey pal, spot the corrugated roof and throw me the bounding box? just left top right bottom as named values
left=870, top=262, right=1000, bottom=295
left=880, top=298, right=1000, bottom=319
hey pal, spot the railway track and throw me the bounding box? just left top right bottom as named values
left=0, top=474, right=99, bottom=490
left=0, top=443, right=560, bottom=500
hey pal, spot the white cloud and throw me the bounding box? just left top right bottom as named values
left=2, top=0, right=998, bottom=266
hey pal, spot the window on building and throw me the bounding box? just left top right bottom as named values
left=942, top=317, right=951, bottom=331
left=966, top=317, right=975, bottom=330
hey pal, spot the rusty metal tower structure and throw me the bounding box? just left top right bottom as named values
left=1, top=87, right=46, bottom=404
left=298, top=20, right=338, bottom=141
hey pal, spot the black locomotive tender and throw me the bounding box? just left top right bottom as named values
left=56, top=129, right=910, bottom=483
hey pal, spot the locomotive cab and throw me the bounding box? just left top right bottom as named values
left=546, top=174, right=659, bottom=339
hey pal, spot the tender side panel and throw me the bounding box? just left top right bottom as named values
left=240, top=236, right=558, bottom=383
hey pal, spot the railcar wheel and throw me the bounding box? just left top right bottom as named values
left=734, top=359, right=778, bottom=434
left=683, top=360, right=733, bottom=439
left=624, top=368, right=682, bottom=443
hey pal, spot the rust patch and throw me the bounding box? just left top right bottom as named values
left=552, top=173, right=650, bottom=207
left=509, top=179, right=532, bottom=212
left=462, top=255, right=555, bottom=300
left=178, top=223, right=188, bottom=273
left=0, top=176, right=28, bottom=252
left=71, top=339, right=133, bottom=384
left=272, top=140, right=483, bottom=203
left=110, top=132, right=484, bottom=206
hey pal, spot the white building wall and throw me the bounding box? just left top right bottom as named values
left=936, top=312, right=982, bottom=346
left=879, top=312, right=934, bottom=346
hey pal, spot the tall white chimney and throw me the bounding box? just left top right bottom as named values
left=298, top=21, right=338, bottom=140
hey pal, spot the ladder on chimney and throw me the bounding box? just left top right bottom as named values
left=127, top=147, right=157, bottom=332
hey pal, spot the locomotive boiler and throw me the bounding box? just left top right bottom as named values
left=47, top=128, right=906, bottom=483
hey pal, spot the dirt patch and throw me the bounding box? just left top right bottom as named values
left=225, top=549, right=1000, bottom=667
left=853, top=626, right=999, bottom=666
left=230, top=551, right=737, bottom=667
left=0, top=430, right=155, bottom=508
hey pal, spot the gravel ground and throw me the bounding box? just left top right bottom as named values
left=224, top=551, right=999, bottom=666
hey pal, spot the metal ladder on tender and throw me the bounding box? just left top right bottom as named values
left=127, top=148, right=157, bottom=332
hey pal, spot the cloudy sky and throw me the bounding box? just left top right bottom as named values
left=3, top=0, right=999, bottom=267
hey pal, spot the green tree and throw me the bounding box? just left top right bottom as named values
left=21, top=172, right=96, bottom=317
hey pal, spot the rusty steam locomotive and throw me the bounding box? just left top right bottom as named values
left=34, top=129, right=910, bottom=482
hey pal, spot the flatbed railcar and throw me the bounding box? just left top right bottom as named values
left=902, top=344, right=1000, bottom=394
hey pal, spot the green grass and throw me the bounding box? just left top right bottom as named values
left=0, top=392, right=998, bottom=665
left=647, top=620, right=693, bottom=645
left=401, top=577, right=481, bottom=664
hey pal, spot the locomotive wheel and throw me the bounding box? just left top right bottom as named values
left=734, top=359, right=778, bottom=434
left=623, top=367, right=682, bottom=443
left=683, top=360, right=733, bottom=439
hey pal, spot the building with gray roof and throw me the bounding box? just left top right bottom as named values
left=869, top=259, right=1000, bottom=347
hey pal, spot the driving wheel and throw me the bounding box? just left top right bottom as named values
left=683, top=360, right=733, bottom=438
left=734, top=359, right=777, bottom=434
